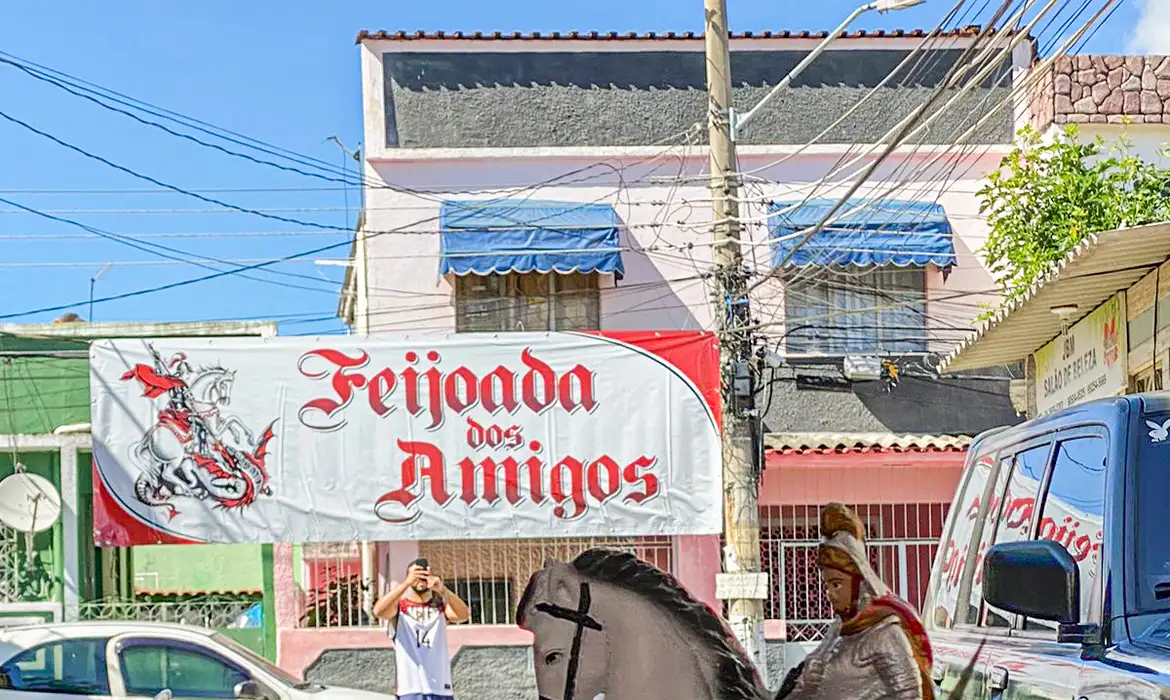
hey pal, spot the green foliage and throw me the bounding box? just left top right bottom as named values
left=301, top=572, right=372, bottom=627
left=978, top=124, right=1170, bottom=308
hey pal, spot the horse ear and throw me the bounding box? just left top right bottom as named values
left=544, top=562, right=581, bottom=609
left=543, top=558, right=558, bottom=569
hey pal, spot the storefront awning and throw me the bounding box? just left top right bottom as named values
left=769, top=199, right=955, bottom=269
left=439, top=199, right=624, bottom=278
left=941, top=222, right=1170, bottom=373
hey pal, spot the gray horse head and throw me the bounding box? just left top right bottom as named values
left=517, top=549, right=769, bottom=700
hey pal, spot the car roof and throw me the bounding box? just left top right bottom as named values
left=968, top=394, right=1143, bottom=457
left=0, top=621, right=217, bottom=647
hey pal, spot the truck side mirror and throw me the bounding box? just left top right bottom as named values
left=984, top=540, right=1080, bottom=625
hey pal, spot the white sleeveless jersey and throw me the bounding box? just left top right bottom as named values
left=393, top=596, right=453, bottom=699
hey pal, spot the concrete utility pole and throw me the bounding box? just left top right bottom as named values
left=704, top=0, right=768, bottom=679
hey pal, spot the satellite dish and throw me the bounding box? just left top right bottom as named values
left=0, top=472, right=61, bottom=533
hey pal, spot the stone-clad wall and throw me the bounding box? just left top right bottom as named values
left=303, top=641, right=801, bottom=699
left=1032, top=55, right=1170, bottom=130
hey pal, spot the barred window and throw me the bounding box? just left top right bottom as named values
left=455, top=272, right=600, bottom=332
left=448, top=578, right=511, bottom=625
left=784, top=267, right=927, bottom=354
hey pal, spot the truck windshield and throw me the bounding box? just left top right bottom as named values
left=1133, top=410, right=1170, bottom=615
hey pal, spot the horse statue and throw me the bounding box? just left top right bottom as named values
left=519, top=549, right=982, bottom=700
left=517, top=548, right=771, bottom=700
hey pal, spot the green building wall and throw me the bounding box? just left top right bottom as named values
left=132, top=544, right=264, bottom=593
left=0, top=322, right=277, bottom=599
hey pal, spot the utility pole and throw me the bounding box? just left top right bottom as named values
left=704, top=0, right=768, bottom=679
left=327, top=135, right=375, bottom=622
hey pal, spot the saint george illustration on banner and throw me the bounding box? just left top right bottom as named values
left=88, top=332, right=723, bottom=546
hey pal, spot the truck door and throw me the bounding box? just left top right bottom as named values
left=983, top=430, right=1108, bottom=700
left=931, top=444, right=1026, bottom=700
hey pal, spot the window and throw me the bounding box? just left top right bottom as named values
left=1131, top=364, right=1163, bottom=393
left=1134, top=411, right=1170, bottom=616
left=1026, top=435, right=1107, bottom=630
left=455, top=273, right=600, bottom=332
left=982, top=443, right=1052, bottom=628
left=120, top=641, right=249, bottom=699
left=449, top=578, right=511, bottom=625
left=929, top=454, right=994, bottom=629
left=962, top=454, right=1014, bottom=626
left=0, top=639, right=110, bottom=695
left=784, top=267, right=926, bottom=354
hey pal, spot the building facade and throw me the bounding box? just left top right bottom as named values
left=946, top=54, right=1170, bottom=397
left=293, top=28, right=1042, bottom=694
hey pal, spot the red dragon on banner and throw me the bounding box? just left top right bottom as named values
left=120, top=344, right=276, bottom=520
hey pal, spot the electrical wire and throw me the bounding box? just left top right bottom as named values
left=0, top=129, right=716, bottom=320
left=0, top=101, right=720, bottom=317
left=743, top=0, right=1030, bottom=245
left=770, top=0, right=1026, bottom=273
left=0, top=0, right=1123, bottom=351
left=0, top=52, right=722, bottom=264
left=0, top=48, right=714, bottom=221
left=743, top=0, right=1118, bottom=302
left=0, top=194, right=350, bottom=296
left=741, top=1, right=1037, bottom=330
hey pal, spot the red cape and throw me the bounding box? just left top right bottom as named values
left=121, top=364, right=185, bottom=399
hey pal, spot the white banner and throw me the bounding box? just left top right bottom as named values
left=89, top=332, right=723, bottom=545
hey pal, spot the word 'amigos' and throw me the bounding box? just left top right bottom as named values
left=374, top=439, right=660, bottom=523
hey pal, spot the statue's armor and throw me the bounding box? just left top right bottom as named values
left=788, top=617, right=923, bottom=700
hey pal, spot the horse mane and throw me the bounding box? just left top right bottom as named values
left=565, top=548, right=766, bottom=700
left=193, top=364, right=229, bottom=375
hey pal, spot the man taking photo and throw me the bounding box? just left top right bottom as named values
left=373, top=558, right=471, bottom=700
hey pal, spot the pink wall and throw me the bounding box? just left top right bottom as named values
left=278, top=625, right=535, bottom=680
left=760, top=449, right=965, bottom=506
left=275, top=534, right=723, bottom=673
left=357, top=148, right=1006, bottom=341
left=273, top=450, right=963, bottom=673
left=673, top=535, right=721, bottom=612
left=274, top=447, right=962, bottom=674
left=376, top=541, right=420, bottom=592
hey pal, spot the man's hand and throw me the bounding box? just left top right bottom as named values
left=374, top=566, right=429, bottom=621
left=427, top=575, right=445, bottom=594
left=407, top=564, right=429, bottom=586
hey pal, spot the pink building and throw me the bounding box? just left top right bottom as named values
left=282, top=28, right=1033, bottom=695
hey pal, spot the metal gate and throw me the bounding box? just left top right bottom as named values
left=768, top=538, right=939, bottom=641
left=760, top=502, right=949, bottom=642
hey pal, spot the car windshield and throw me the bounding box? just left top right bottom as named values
left=210, top=634, right=316, bottom=690
left=1133, top=409, right=1170, bottom=616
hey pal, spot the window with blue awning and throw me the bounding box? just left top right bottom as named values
left=439, top=199, right=625, bottom=279
left=768, top=199, right=956, bottom=269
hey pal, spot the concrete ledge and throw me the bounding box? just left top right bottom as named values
left=296, top=634, right=803, bottom=699
left=278, top=625, right=534, bottom=678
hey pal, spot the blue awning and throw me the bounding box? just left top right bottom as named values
left=439, top=199, right=624, bottom=278
left=769, top=199, right=956, bottom=269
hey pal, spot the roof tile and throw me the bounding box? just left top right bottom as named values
left=356, top=26, right=995, bottom=44
left=764, top=432, right=972, bottom=455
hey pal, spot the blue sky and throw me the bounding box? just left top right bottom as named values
left=0, top=1, right=1142, bottom=336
